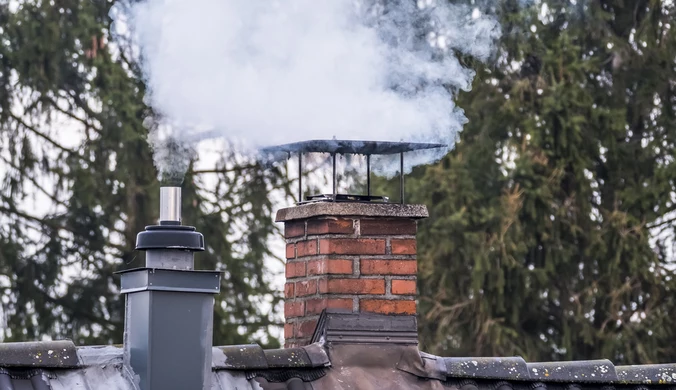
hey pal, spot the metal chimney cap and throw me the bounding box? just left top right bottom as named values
left=135, top=225, right=205, bottom=251
left=260, top=139, right=446, bottom=157
left=259, top=139, right=447, bottom=205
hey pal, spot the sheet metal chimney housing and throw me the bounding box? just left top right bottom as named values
left=120, top=186, right=221, bottom=390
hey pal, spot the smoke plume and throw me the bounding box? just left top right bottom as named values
left=124, top=0, right=500, bottom=180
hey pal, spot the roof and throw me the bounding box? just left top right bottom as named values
left=1, top=312, right=675, bottom=390
left=260, top=139, right=446, bottom=156
left=2, top=342, right=676, bottom=390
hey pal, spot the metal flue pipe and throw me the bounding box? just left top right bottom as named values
left=160, top=186, right=181, bottom=223
left=122, top=185, right=220, bottom=390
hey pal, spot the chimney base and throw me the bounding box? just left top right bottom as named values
left=276, top=202, right=427, bottom=347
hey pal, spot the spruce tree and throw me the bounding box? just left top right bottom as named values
left=0, top=0, right=284, bottom=346
left=411, top=0, right=676, bottom=364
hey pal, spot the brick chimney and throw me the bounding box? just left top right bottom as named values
left=276, top=202, right=428, bottom=347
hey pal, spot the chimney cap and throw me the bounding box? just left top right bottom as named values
left=262, top=139, right=446, bottom=205
left=135, top=225, right=205, bottom=251
left=260, top=139, right=446, bottom=157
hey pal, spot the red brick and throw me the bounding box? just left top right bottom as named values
left=296, top=240, right=318, bottom=257
left=391, top=239, right=417, bottom=255
left=321, top=279, right=385, bottom=295
left=286, top=243, right=295, bottom=259
left=360, top=299, right=416, bottom=315
left=307, top=218, right=354, bottom=235
left=295, top=279, right=318, bottom=297
left=284, top=282, right=295, bottom=298
left=391, top=280, right=416, bottom=295
left=360, top=260, right=417, bottom=275
left=285, top=341, right=301, bottom=348
left=305, top=298, right=326, bottom=315
left=285, top=261, right=306, bottom=278
left=307, top=259, right=353, bottom=275
left=296, top=319, right=318, bottom=338
left=360, top=219, right=416, bottom=236
left=284, top=323, right=294, bottom=339
left=319, top=238, right=386, bottom=255
left=284, top=301, right=305, bottom=318
left=318, top=279, right=328, bottom=294
left=305, top=298, right=353, bottom=315
left=285, top=221, right=306, bottom=238
left=327, top=298, right=353, bottom=311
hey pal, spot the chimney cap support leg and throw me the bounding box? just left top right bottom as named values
left=332, top=153, right=337, bottom=202
left=298, top=152, right=302, bottom=203
left=400, top=152, right=405, bottom=204
left=366, top=154, right=371, bottom=197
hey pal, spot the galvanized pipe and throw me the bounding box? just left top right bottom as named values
left=160, top=186, right=181, bottom=222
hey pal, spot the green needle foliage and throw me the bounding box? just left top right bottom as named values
left=408, top=0, right=676, bottom=363
left=0, top=0, right=285, bottom=347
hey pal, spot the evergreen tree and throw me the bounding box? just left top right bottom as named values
left=0, top=0, right=285, bottom=346
left=411, top=0, right=676, bottom=364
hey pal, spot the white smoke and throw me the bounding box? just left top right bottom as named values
left=123, top=0, right=500, bottom=179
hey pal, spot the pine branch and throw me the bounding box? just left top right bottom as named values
left=63, top=90, right=104, bottom=124
left=0, top=204, right=127, bottom=241
left=44, top=96, right=102, bottom=133
left=7, top=112, right=77, bottom=155
left=0, top=204, right=52, bottom=228
left=0, top=155, right=67, bottom=207
left=647, top=216, right=676, bottom=229
left=36, top=288, right=116, bottom=328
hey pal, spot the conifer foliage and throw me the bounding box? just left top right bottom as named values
left=412, top=0, right=676, bottom=363
left=0, top=0, right=284, bottom=346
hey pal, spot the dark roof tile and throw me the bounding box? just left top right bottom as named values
left=213, top=344, right=268, bottom=370
left=0, top=341, right=77, bottom=369
left=0, top=369, right=52, bottom=390
left=443, top=357, right=530, bottom=380
left=616, top=364, right=676, bottom=384
left=0, top=337, right=675, bottom=389
left=263, top=344, right=329, bottom=369
left=525, top=360, right=616, bottom=383
left=213, top=342, right=329, bottom=371
left=435, top=356, right=676, bottom=385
